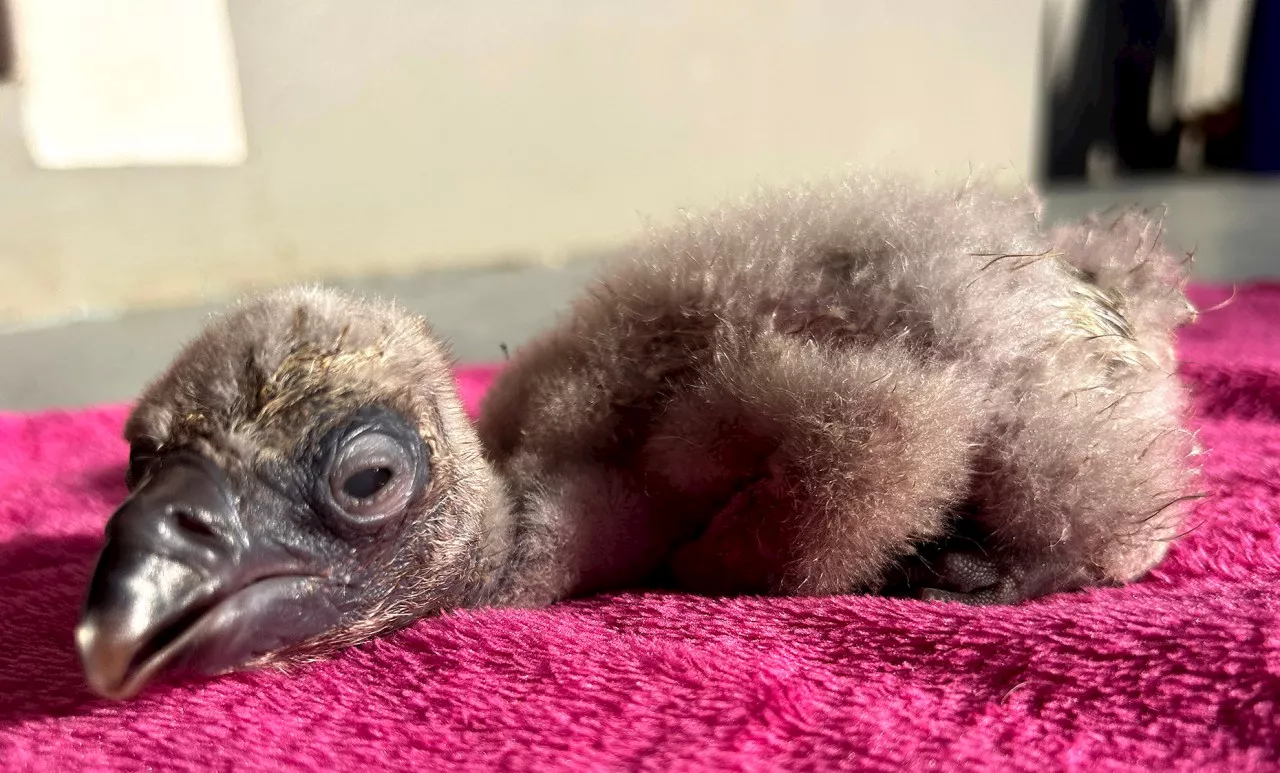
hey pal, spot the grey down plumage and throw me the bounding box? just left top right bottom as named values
left=477, top=175, right=1200, bottom=604
left=77, top=175, right=1201, bottom=699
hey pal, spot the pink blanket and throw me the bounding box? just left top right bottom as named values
left=1, top=284, right=1277, bottom=771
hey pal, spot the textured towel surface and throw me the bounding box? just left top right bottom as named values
left=0, top=285, right=1277, bottom=771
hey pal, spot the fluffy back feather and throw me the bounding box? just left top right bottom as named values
left=481, top=174, right=1199, bottom=599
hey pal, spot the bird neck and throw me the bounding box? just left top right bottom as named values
left=463, top=472, right=516, bottom=605
left=459, top=463, right=568, bottom=610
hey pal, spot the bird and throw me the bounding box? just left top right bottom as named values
left=76, top=174, right=1201, bottom=700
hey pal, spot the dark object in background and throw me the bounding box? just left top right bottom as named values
left=1044, top=0, right=1182, bottom=179
left=1111, top=0, right=1183, bottom=172
left=1044, top=0, right=1280, bottom=179
left=0, top=1, right=13, bottom=83
left=1190, top=1, right=1280, bottom=172
left=1241, top=0, right=1280, bottom=172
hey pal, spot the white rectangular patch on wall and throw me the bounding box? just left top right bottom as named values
left=11, top=0, right=248, bottom=169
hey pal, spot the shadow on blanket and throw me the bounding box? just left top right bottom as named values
left=0, top=534, right=102, bottom=724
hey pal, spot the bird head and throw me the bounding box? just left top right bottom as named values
left=76, top=287, right=501, bottom=699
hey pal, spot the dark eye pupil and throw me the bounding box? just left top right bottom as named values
left=342, top=467, right=393, bottom=500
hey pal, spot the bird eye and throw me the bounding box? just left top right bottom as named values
left=341, top=467, right=394, bottom=500
left=327, top=431, right=417, bottom=525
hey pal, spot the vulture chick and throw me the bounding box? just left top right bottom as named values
left=77, top=176, right=1199, bottom=700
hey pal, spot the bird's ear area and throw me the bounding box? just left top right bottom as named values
left=307, top=405, right=432, bottom=537
left=121, top=401, right=179, bottom=482
left=124, top=437, right=161, bottom=490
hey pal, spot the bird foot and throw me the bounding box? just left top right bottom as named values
left=901, top=549, right=1028, bottom=606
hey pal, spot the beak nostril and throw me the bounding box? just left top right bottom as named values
left=171, top=508, right=219, bottom=542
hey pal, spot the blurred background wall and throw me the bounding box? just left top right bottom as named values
left=0, top=0, right=1274, bottom=329
left=1, top=0, right=1046, bottom=327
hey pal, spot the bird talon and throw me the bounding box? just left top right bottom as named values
left=917, top=584, right=1009, bottom=606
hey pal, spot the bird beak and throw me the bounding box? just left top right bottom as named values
left=76, top=454, right=338, bottom=700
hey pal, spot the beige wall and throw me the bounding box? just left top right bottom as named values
left=0, top=1, right=1043, bottom=326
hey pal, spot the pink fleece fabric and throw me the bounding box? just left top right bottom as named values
left=0, top=284, right=1277, bottom=772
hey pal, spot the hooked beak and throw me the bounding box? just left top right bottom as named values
left=76, top=455, right=340, bottom=700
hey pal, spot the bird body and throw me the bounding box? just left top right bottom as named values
left=478, top=176, right=1199, bottom=605
left=76, top=175, right=1200, bottom=699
